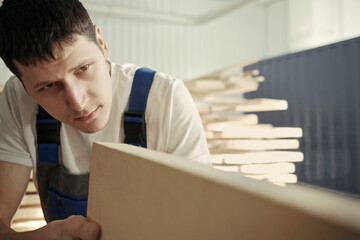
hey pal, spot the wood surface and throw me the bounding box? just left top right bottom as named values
left=210, top=151, right=304, bottom=164
left=207, top=139, right=300, bottom=151
left=87, top=142, right=360, bottom=240
left=197, top=98, right=288, bottom=115
left=192, top=57, right=259, bottom=80
left=206, top=126, right=303, bottom=139
left=203, top=114, right=258, bottom=126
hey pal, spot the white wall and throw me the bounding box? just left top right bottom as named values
left=1, top=0, right=360, bottom=84
left=285, top=0, right=360, bottom=53
left=89, top=0, right=266, bottom=80
left=264, top=0, right=288, bottom=57
left=342, top=0, right=360, bottom=39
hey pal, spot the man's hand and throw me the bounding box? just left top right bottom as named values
left=39, top=215, right=101, bottom=240
left=3, top=215, right=101, bottom=240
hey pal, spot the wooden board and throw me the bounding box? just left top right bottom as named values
left=197, top=98, right=288, bottom=115
left=203, top=114, right=258, bottom=126
left=12, top=207, right=44, bottom=222
left=206, top=126, right=303, bottom=139
left=210, top=151, right=304, bottom=164
left=207, top=139, right=300, bottom=151
left=87, top=142, right=360, bottom=240
left=192, top=58, right=259, bottom=80
left=190, top=82, right=258, bottom=100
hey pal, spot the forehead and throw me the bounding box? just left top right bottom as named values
left=15, top=35, right=100, bottom=77
left=49, top=35, right=98, bottom=63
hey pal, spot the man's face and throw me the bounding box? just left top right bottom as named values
left=16, top=26, right=112, bottom=133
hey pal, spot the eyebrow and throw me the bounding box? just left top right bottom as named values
left=32, top=57, right=96, bottom=90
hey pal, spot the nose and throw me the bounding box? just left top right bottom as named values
left=64, top=78, right=89, bottom=112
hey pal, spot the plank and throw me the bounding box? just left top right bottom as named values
left=210, top=151, right=304, bottom=164
left=198, top=98, right=288, bottom=114
left=192, top=58, right=259, bottom=80
left=12, top=207, right=44, bottom=222
left=185, top=74, right=263, bottom=93
left=199, top=96, right=250, bottom=105
left=243, top=69, right=259, bottom=77
left=213, top=165, right=239, bottom=172
left=88, top=143, right=360, bottom=240
left=11, top=220, right=46, bottom=232
left=202, top=113, right=258, bottom=125
left=184, top=79, right=227, bottom=92
left=26, top=181, right=37, bottom=193
left=212, top=166, right=297, bottom=184
left=190, top=81, right=259, bottom=100
left=206, top=126, right=303, bottom=139
left=239, top=162, right=295, bottom=174
left=208, top=139, right=300, bottom=151
left=227, top=75, right=264, bottom=83
left=19, top=194, right=41, bottom=207
left=244, top=173, right=298, bottom=183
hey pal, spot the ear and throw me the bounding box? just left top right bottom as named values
left=94, top=24, right=110, bottom=59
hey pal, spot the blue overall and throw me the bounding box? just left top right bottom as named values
left=36, top=67, right=156, bottom=222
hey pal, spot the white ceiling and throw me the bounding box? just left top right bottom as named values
left=81, top=0, right=256, bottom=24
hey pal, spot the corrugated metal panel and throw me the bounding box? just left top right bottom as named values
left=244, top=36, right=360, bottom=196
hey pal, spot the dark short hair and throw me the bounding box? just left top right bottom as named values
left=0, top=0, right=97, bottom=78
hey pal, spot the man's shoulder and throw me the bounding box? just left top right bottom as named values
left=112, top=62, right=181, bottom=84
left=0, top=75, right=28, bottom=100
left=0, top=75, right=37, bottom=116
left=111, top=63, right=138, bottom=81
left=3, top=75, right=23, bottom=90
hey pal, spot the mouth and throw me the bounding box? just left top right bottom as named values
left=74, top=106, right=100, bottom=122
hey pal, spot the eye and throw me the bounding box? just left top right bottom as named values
left=77, top=64, right=90, bottom=73
left=44, top=82, right=56, bottom=89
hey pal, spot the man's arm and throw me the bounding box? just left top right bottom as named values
left=0, top=161, right=30, bottom=227
left=0, top=161, right=101, bottom=240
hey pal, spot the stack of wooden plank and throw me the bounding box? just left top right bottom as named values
left=185, top=58, right=303, bottom=186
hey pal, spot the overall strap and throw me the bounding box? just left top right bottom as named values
left=124, top=67, right=156, bottom=148
left=36, top=106, right=61, bottom=164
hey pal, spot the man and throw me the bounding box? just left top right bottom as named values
left=0, top=0, right=210, bottom=239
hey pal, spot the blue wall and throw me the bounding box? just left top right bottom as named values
left=244, top=37, right=360, bottom=196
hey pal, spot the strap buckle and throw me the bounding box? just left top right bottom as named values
left=36, top=112, right=61, bottom=144
left=124, top=111, right=146, bottom=147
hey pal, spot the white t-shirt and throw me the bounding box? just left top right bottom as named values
left=0, top=63, right=210, bottom=175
